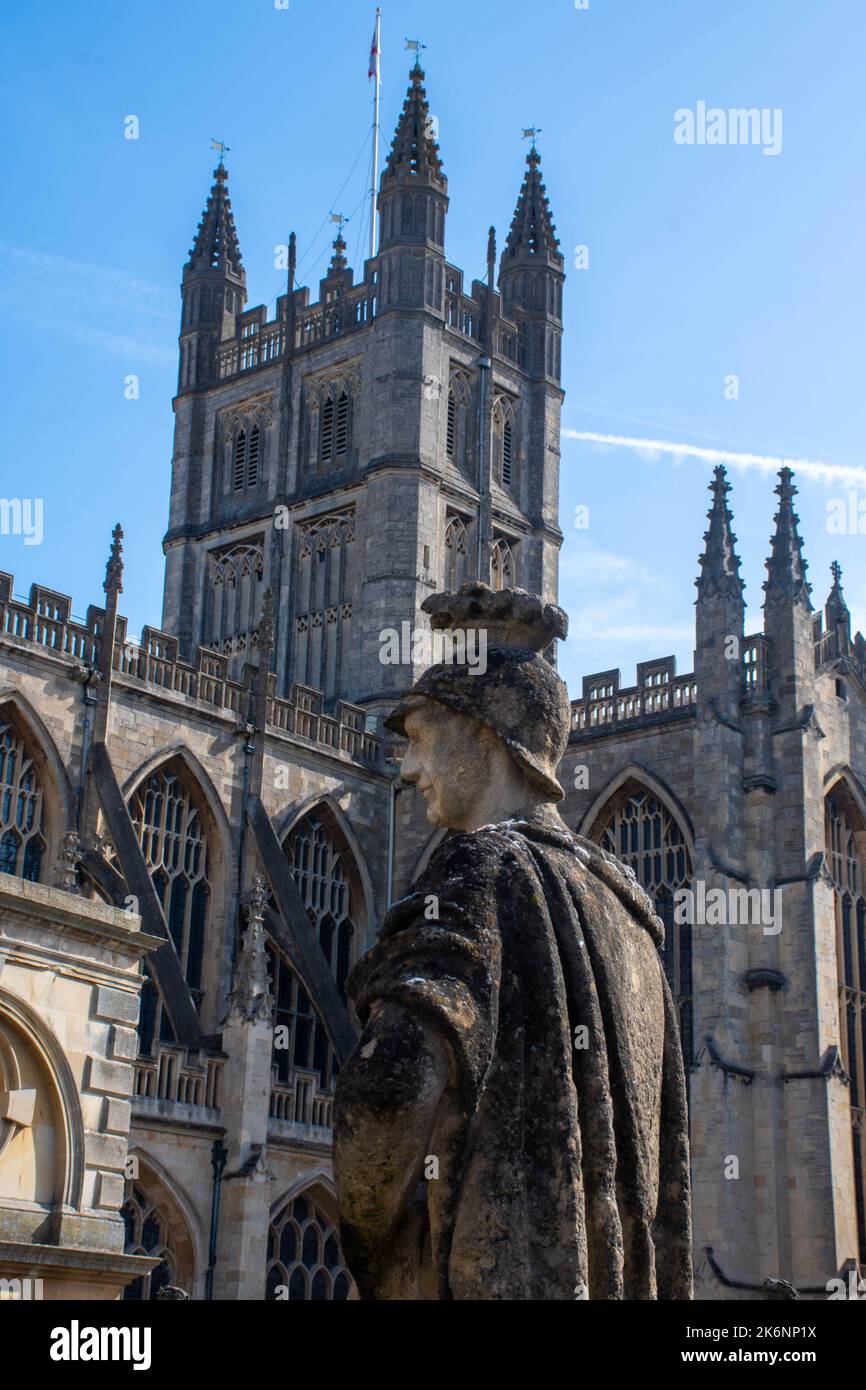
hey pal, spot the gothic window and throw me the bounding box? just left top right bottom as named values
left=122, top=1185, right=176, bottom=1301
left=446, top=370, right=471, bottom=471
left=493, top=396, right=518, bottom=491
left=266, top=1192, right=354, bottom=1301
left=268, top=811, right=360, bottom=1095
left=490, top=537, right=515, bottom=591
left=128, top=769, right=212, bottom=1053
left=320, top=396, right=334, bottom=462
left=826, top=789, right=866, bottom=1262
left=225, top=410, right=268, bottom=494
left=318, top=389, right=350, bottom=465
left=444, top=515, right=469, bottom=591
left=294, top=511, right=354, bottom=700
left=0, top=720, right=46, bottom=883
left=596, top=786, right=693, bottom=1078
left=208, top=540, right=264, bottom=681
left=502, top=419, right=514, bottom=487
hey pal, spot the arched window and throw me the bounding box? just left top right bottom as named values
left=318, top=389, right=350, bottom=466
left=490, top=537, right=515, bottom=591
left=228, top=416, right=266, bottom=493
left=446, top=371, right=471, bottom=470
left=266, top=1190, right=353, bottom=1301
left=294, top=510, right=354, bottom=700
left=0, top=719, right=46, bottom=883
left=493, top=397, right=518, bottom=490
left=444, top=515, right=468, bottom=591
left=826, top=788, right=866, bottom=1262
left=208, top=540, right=264, bottom=682
left=595, top=785, right=693, bottom=1078
left=122, top=1184, right=176, bottom=1301
left=128, top=769, right=212, bottom=1053
left=268, top=812, right=360, bottom=1095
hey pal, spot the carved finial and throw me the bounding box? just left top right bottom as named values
left=104, top=524, right=124, bottom=599
left=224, top=874, right=273, bottom=1025
left=826, top=560, right=850, bottom=634
left=487, top=225, right=497, bottom=283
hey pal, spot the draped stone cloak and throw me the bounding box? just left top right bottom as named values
left=334, top=812, right=692, bottom=1301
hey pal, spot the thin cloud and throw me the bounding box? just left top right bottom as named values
left=0, top=240, right=175, bottom=316
left=562, top=430, right=866, bottom=489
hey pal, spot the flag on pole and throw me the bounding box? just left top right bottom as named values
left=368, top=24, right=379, bottom=80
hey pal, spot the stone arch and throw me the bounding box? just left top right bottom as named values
left=121, top=747, right=235, bottom=1042
left=824, top=765, right=866, bottom=830
left=122, top=1148, right=205, bottom=1300
left=0, top=687, right=75, bottom=879
left=269, top=1168, right=338, bottom=1222
left=576, top=767, right=695, bottom=1082
left=276, top=793, right=374, bottom=942
left=122, top=744, right=233, bottom=866
left=0, top=984, right=85, bottom=1210
left=577, top=763, right=695, bottom=855
left=266, top=1174, right=353, bottom=1301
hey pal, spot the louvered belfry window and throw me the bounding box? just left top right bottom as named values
left=233, top=430, right=246, bottom=490
left=502, top=418, right=514, bottom=486
left=246, top=424, right=260, bottom=486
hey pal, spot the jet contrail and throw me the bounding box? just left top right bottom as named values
left=562, top=429, right=866, bottom=489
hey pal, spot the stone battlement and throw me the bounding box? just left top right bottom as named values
left=0, top=571, right=383, bottom=769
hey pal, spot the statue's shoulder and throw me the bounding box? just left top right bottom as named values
left=571, top=833, right=664, bottom=944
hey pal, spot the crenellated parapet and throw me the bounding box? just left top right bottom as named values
left=0, top=570, right=383, bottom=769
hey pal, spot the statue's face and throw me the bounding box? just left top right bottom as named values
left=401, top=703, right=486, bottom=830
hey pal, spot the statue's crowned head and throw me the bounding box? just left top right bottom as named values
left=385, top=584, right=571, bottom=827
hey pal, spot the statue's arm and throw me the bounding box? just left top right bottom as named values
left=333, top=998, right=452, bottom=1284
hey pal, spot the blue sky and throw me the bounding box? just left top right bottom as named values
left=2, top=0, right=865, bottom=698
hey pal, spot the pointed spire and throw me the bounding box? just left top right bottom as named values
left=764, top=468, right=812, bottom=610
left=186, top=164, right=243, bottom=277
left=825, top=561, right=850, bottom=633
left=502, top=148, right=562, bottom=266
left=225, top=875, right=273, bottom=1025
left=381, top=64, right=446, bottom=189
left=696, top=467, right=744, bottom=603
left=104, top=523, right=124, bottom=599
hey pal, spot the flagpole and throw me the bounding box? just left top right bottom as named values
left=370, top=7, right=381, bottom=259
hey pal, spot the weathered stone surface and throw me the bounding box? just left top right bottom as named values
left=334, top=586, right=692, bottom=1300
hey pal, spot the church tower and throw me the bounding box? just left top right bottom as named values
left=160, top=64, right=565, bottom=713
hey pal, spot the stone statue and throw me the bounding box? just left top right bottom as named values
left=334, top=584, right=692, bottom=1300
